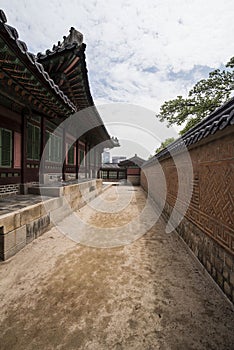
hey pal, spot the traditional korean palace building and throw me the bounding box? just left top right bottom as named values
left=98, top=154, right=145, bottom=185
left=0, top=9, right=118, bottom=197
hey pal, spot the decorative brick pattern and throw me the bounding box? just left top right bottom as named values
left=141, top=128, right=234, bottom=303
left=199, top=163, right=233, bottom=227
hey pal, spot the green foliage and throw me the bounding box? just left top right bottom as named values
left=156, top=57, right=234, bottom=134
left=155, top=137, right=176, bottom=153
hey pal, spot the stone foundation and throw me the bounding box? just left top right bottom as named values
left=162, top=201, right=234, bottom=304
left=0, top=179, right=103, bottom=260
left=127, top=175, right=140, bottom=186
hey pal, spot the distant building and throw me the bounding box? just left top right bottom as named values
left=98, top=154, right=145, bottom=185
left=98, top=163, right=126, bottom=182
left=119, top=154, right=145, bottom=185
left=102, top=150, right=111, bottom=164
left=112, top=156, right=127, bottom=164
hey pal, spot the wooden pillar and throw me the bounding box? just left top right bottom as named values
left=40, top=116, right=46, bottom=184
left=62, top=127, right=66, bottom=181
left=85, top=142, right=88, bottom=179
left=88, top=143, right=91, bottom=178
left=75, top=139, right=79, bottom=180
left=93, top=147, right=96, bottom=179
left=85, top=142, right=91, bottom=179
left=21, top=111, right=27, bottom=186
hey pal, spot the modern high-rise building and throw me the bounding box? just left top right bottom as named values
left=112, top=156, right=127, bottom=164
left=102, top=150, right=111, bottom=163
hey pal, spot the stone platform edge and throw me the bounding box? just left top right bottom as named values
left=0, top=179, right=104, bottom=261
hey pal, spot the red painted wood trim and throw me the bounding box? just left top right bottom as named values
left=63, top=57, right=79, bottom=74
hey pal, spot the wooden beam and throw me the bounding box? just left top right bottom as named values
left=63, top=57, right=80, bottom=74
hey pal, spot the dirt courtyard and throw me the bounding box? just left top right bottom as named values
left=0, top=186, right=233, bottom=350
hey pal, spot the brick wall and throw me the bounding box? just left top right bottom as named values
left=141, top=126, right=234, bottom=303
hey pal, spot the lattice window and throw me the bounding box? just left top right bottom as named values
left=27, top=123, right=40, bottom=160
left=46, top=132, right=62, bottom=163
left=80, top=149, right=85, bottom=166
left=0, top=128, right=12, bottom=167
left=67, top=143, right=75, bottom=165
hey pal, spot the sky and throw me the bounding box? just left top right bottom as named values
left=1, top=0, right=234, bottom=159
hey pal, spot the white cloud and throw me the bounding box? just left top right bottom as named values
left=1, top=0, right=234, bottom=157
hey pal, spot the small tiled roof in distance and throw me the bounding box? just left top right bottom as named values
left=100, top=163, right=123, bottom=169
left=119, top=154, right=145, bottom=167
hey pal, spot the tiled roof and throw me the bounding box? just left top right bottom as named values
left=36, top=27, right=96, bottom=112
left=0, top=9, right=118, bottom=147
left=100, top=163, right=123, bottom=169
left=0, top=9, right=76, bottom=117
left=143, top=96, right=234, bottom=166
left=119, top=155, right=145, bottom=167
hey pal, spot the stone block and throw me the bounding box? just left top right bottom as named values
left=206, top=260, right=211, bottom=273
left=20, top=204, right=41, bottom=226
left=0, top=230, right=15, bottom=251
left=0, top=226, right=26, bottom=260
left=26, top=215, right=50, bottom=244
left=37, top=215, right=50, bottom=238
left=77, top=200, right=86, bottom=210
left=70, top=197, right=82, bottom=210
left=63, top=184, right=79, bottom=196
left=210, top=253, right=215, bottom=266
left=0, top=245, right=16, bottom=260
left=225, top=255, right=233, bottom=270
left=28, top=187, right=40, bottom=195
left=43, top=197, right=64, bottom=213
left=0, top=212, right=21, bottom=234
left=1, top=240, right=26, bottom=260
left=64, top=194, right=71, bottom=204
left=218, top=248, right=225, bottom=261
left=15, top=225, right=26, bottom=245
left=230, top=272, right=234, bottom=288
left=70, top=190, right=81, bottom=201
left=217, top=272, right=223, bottom=288
left=14, top=240, right=26, bottom=254
left=223, top=281, right=231, bottom=297
left=223, top=266, right=229, bottom=281
left=214, top=257, right=223, bottom=273
left=50, top=205, right=73, bottom=224
left=211, top=267, right=217, bottom=279
left=26, top=222, right=34, bottom=244
left=40, top=187, right=63, bottom=197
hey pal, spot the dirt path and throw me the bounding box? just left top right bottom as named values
left=0, top=186, right=233, bottom=350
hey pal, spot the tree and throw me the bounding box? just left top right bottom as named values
left=156, top=57, right=234, bottom=134
left=155, top=137, right=176, bottom=153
